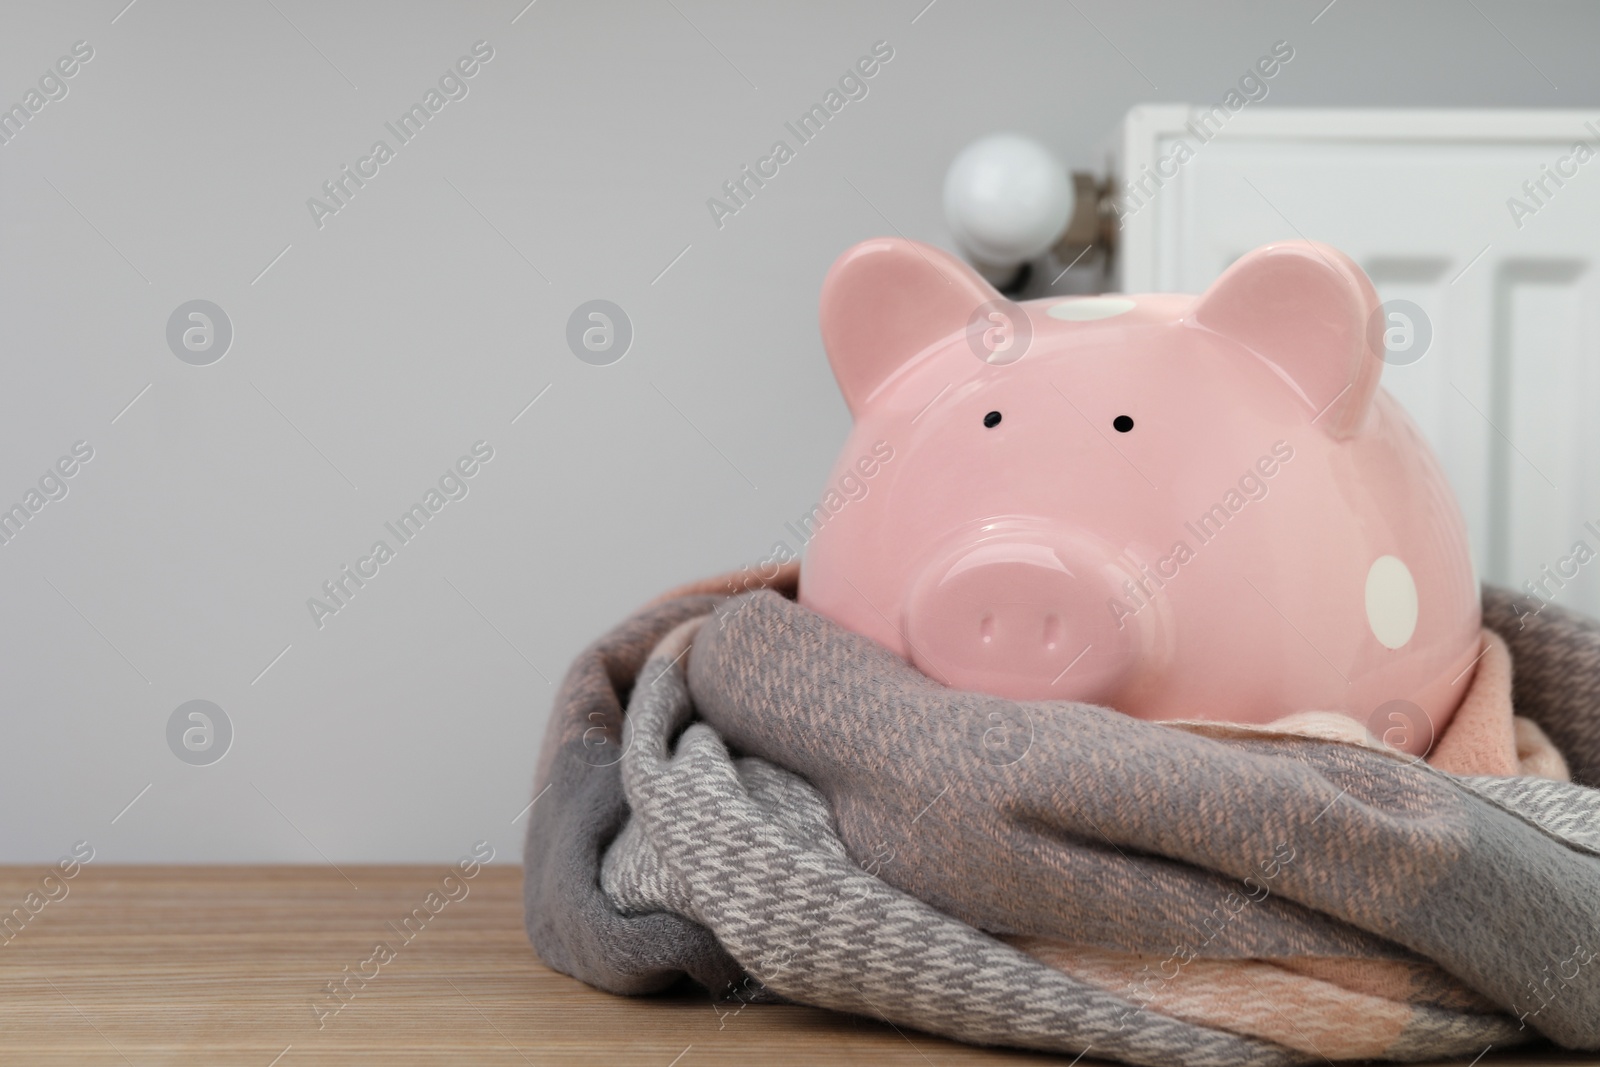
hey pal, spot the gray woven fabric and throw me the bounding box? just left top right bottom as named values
left=1453, top=774, right=1600, bottom=855
left=521, top=590, right=744, bottom=997
left=525, top=581, right=1600, bottom=1063
left=605, top=619, right=1310, bottom=1067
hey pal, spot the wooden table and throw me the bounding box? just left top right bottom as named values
left=0, top=866, right=1593, bottom=1066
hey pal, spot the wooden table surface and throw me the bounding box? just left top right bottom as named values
left=0, top=865, right=1594, bottom=1067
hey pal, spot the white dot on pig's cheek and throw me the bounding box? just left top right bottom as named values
left=1365, top=555, right=1418, bottom=649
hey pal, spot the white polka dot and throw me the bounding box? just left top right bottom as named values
left=1365, top=556, right=1418, bottom=649
left=1047, top=296, right=1137, bottom=321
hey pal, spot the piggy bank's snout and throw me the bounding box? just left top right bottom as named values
left=903, top=540, right=1141, bottom=704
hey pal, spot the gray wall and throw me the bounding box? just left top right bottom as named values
left=2, top=0, right=1595, bottom=864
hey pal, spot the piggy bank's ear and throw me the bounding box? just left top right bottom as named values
left=820, top=238, right=1000, bottom=417
left=1191, top=241, right=1384, bottom=439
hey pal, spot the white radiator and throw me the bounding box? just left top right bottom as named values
left=1104, top=106, right=1600, bottom=617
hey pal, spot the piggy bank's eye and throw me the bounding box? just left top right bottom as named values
left=983, top=411, right=1002, bottom=429
left=1113, top=415, right=1134, bottom=433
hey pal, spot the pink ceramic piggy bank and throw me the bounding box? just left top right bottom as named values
left=798, top=237, right=1483, bottom=752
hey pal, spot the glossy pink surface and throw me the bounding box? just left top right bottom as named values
left=798, top=238, right=1482, bottom=753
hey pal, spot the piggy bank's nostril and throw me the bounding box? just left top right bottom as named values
left=980, top=612, right=995, bottom=644
left=1043, top=613, right=1061, bottom=651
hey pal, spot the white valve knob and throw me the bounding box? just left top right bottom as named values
left=943, top=133, right=1072, bottom=274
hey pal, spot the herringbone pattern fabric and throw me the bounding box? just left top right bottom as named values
left=526, top=577, right=1600, bottom=1063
